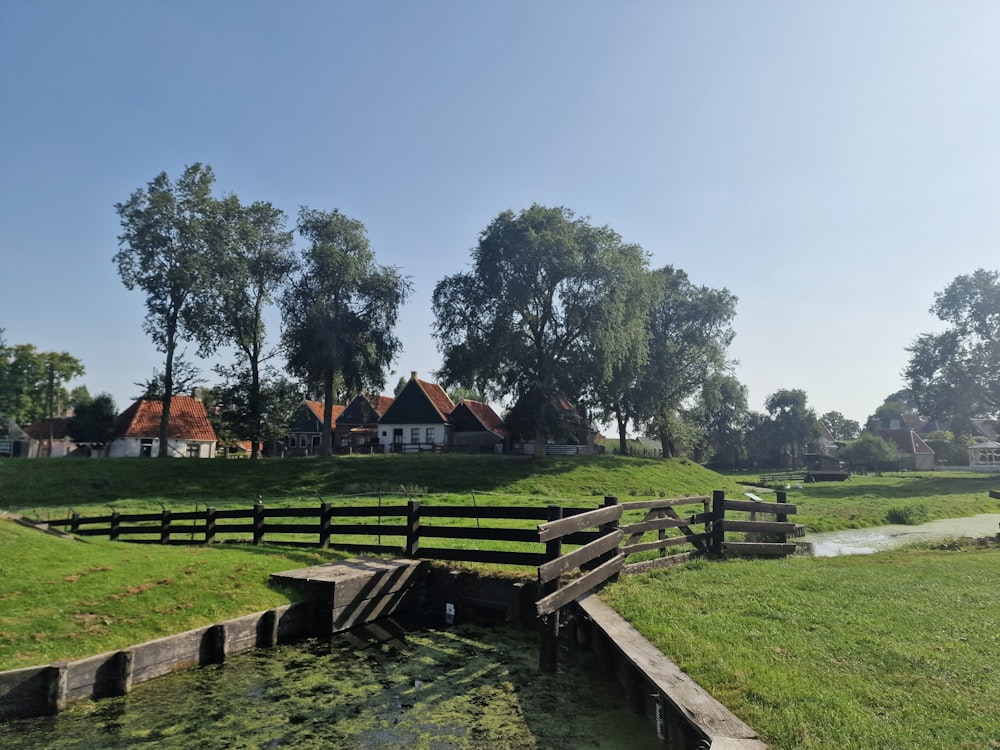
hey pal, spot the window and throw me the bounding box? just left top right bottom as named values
left=426, top=427, right=435, bottom=444
left=187, top=443, right=200, bottom=458
left=140, top=439, right=153, bottom=458
left=410, top=428, right=420, bottom=444
left=393, top=428, right=403, bottom=444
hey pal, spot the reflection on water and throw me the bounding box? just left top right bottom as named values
left=0, top=621, right=661, bottom=750
left=802, top=514, right=1000, bottom=557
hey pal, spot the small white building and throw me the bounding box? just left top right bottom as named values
left=109, top=395, right=217, bottom=458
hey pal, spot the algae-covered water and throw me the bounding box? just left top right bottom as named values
left=0, top=621, right=661, bottom=750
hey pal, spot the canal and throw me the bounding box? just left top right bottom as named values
left=801, top=513, right=1000, bottom=556
left=0, top=620, right=661, bottom=750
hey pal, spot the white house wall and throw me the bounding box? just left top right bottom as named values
left=108, top=438, right=216, bottom=458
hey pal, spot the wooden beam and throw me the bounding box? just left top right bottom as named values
left=621, top=515, right=698, bottom=536
left=723, top=542, right=797, bottom=556
left=537, top=504, right=623, bottom=542
left=719, top=520, right=797, bottom=534
left=622, top=533, right=708, bottom=555
left=535, top=555, right=624, bottom=616
left=537, top=530, right=622, bottom=584
left=723, top=499, right=798, bottom=515
left=989, top=490, right=1000, bottom=500
left=623, top=551, right=698, bottom=574
left=618, top=496, right=709, bottom=511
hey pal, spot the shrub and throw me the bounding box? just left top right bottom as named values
left=886, top=504, right=930, bottom=525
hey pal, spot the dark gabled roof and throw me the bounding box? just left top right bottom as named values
left=24, top=416, right=72, bottom=440
left=451, top=400, right=507, bottom=437
left=337, top=394, right=394, bottom=426
left=379, top=375, right=455, bottom=426
left=872, top=428, right=934, bottom=455
left=116, top=396, right=217, bottom=442
left=0, top=417, right=29, bottom=441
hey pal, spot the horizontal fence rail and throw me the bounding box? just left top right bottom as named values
left=36, top=489, right=797, bottom=569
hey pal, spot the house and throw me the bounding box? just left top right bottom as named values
left=23, top=416, right=76, bottom=458
left=450, top=399, right=508, bottom=453
left=0, top=417, right=30, bottom=458
left=377, top=372, right=455, bottom=453
left=870, top=428, right=935, bottom=471
left=109, top=394, right=217, bottom=458
left=285, top=400, right=345, bottom=456
left=334, top=394, right=394, bottom=453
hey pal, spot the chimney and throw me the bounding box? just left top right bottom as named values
left=411, top=371, right=418, bottom=380
left=192, top=387, right=204, bottom=401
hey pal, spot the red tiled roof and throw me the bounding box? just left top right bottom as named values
left=374, top=395, right=395, bottom=415
left=873, top=429, right=934, bottom=455
left=117, top=396, right=217, bottom=442
left=459, top=400, right=507, bottom=436
left=416, top=378, right=456, bottom=421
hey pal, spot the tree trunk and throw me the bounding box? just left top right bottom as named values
left=158, top=333, right=175, bottom=458
left=249, top=355, right=261, bottom=460
left=321, top=370, right=334, bottom=457
left=616, top=406, right=628, bottom=456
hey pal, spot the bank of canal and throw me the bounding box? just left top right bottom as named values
left=0, top=620, right=661, bottom=750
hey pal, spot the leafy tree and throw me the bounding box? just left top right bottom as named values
left=433, top=204, right=649, bottom=457
left=0, top=331, right=85, bottom=424
left=215, top=198, right=296, bottom=458
left=868, top=399, right=917, bottom=429
left=393, top=376, right=408, bottom=397
left=207, top=367, right=302, bottom=455
left=281, top=208, right=410, bottom=456
left=133, top=355, right=202, bottom=400
left=821, top=411, right=861, bottom=441
left=687, top=373, right=750, bottom=468
left=839, top=433, right=901, bottom=470
left=447, top=385, right=486, bottom=404
left=114, top=164, right=226, bottom=457
left=68, top=393, right=117, bottom=454
left=905, top=268, right=1000, bottom=426
left=764, top=389, right=819, bottom=466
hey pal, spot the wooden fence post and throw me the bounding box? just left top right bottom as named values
left=320, top=502, right=332, bottom=549
left=110, top=510, right=120, bottom=541
left=70, top=512, right=80, bottom=535
left=159, top=508, right=171, bottom=544
left=711, top=490, right=726, bottom=555
left=776, top=490, right=788, bottom=544
left=205, top=507, right=216, bottom=544
left=406, top=500, right=421, bottom=557
left=253, top=501, right=265, bottom=545
left=539, top=504, right=563, bottom=673
left=600, top=496, right=620, bottom=568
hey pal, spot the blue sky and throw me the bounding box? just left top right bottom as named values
left=2, top=1, right=998, bottom=426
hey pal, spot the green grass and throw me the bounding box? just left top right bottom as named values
left=601, top=544, right=1000, bottom=750
left=0, top=519, right=348, bottom=669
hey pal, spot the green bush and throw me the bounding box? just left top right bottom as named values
left=886, top=504, right=930, bottom=524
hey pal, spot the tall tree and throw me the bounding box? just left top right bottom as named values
left=215, top=198, right=296, bottom=458
left=432, top=205, right=649, bottom=457
left=821, top=411, right=861, bottom=441
left=764, top=388, right=819, bottom=466
left=636, top=267, right=736, bottom=457
left=0, top=331, right=85, bottom=424
left=905, top=268, right=1000, bottom=426
left=208, top=366, right=302, bottom=456
left=687, top=372, right=750, bottom=468
left=281, top=208, right=410, bottom=456
left=114, top=164, right=225, bottom=457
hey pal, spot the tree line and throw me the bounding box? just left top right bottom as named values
left=4, top=162, right=997, bottom=465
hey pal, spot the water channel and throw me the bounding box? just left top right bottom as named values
left=800, top=513, right=1000, bottom=556
left=0, top=621, right=661, bottom=750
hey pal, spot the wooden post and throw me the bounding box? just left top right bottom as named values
left=406, top=500, right=421, bottom=557
left=776, top=490, right=788, bottom=545
left=205, top=507, right=216, bottom=544
left=319, top=502, right=332, bottom=548
left=600, top=495, right=620, bottom=570
left=252, top=501, right=265, bottom=545
left=711, top=490, right=726, bottom=556
left=114, top=650, right=134, bottom=695
left=70, top=512, right=80, bottom=535
left=539, top=504, right=563, bottom=673
left=160, top=508, right=171, bottom=545
left=110, top=510, right=120, bottom=541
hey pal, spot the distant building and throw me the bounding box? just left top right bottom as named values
left=109, top=394, right=217, bottom=458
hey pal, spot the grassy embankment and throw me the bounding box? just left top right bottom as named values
left=2, top=456, right=998, bottom=749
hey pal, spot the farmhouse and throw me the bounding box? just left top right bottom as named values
left=284, top=400, right=345, bottom=456
left=377, top=373, right=455, bottom=453
left=109, top=394, right=217, bottom=458
left=450, top=399, right=508, bottom=453
left=335, top=394, right=394, bottom=453
left=23, top=416, right=75, bottom=458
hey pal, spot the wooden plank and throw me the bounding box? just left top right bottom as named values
left=422, top=506, right=551, bottom=520
left=618, top=496, right=709, bottom=511
left=575, top=593, right=764, bottom=747
left=535, top=555, right=624, bottom=616
left=719, top=520, right=797, bottom=534
left=537, top=530, right=622, bottom=584
left=724, top=542, right=797, bottom=556
left=416, top=547, right=546, bottom=567
left=723, top=499, right=798, bottom=515
left=989, top=490, right=1000, bottom=500
left=622, top=533, right=707, bottom=555
left=420, top=526, right=538, bottom=543
left=623, top=551, right=698, bottom=574
left=537, top=504, right=623, bottom=542
left=621, top=515, right=699, bottom=536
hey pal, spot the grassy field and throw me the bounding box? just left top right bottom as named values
left=2, top=456, right=999, bottom=748
left=602, top=544, right=1000, bottom=750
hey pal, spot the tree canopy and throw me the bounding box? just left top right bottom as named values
left=114, top=164, right=226, bottom=456
left=0, top=330, right=85, bottom=425
left=905, top=268, right=1000, bottom=426
left=281, top=208, right=410, bottom=456
left=821, top=411, right=861, bottom=441
left=432, top=204, right=649, bottom=456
